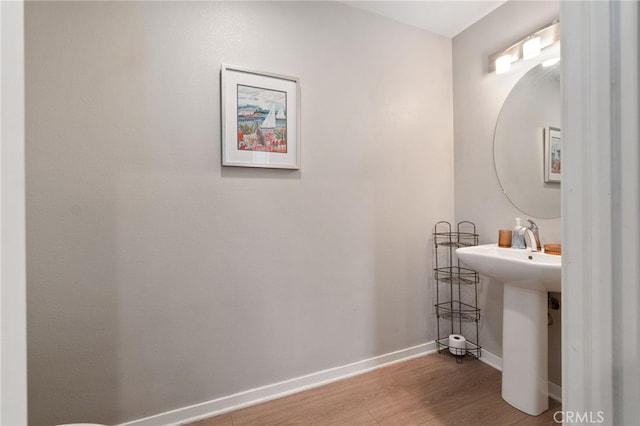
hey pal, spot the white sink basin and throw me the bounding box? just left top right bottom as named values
left=456, top=244, right=560, bottom=292
left=456, top=243, right=562, bottom=416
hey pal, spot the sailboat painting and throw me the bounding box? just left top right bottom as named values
left=222, top=65, right=299, bottom=169
left=236, top=84, right=287, bottom=153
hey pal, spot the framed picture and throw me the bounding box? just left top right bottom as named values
left=544, top=126, right=561, bottom=183
left=221, top=64, right=300, bottom=169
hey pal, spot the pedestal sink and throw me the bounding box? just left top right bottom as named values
left=456, top=244, right=561, bottom=416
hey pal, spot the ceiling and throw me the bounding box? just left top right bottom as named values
left=343, top=1, right=508, bottom=38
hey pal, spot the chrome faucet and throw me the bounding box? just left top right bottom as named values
left=522, top=219, right=541, bottom=252
left=526, top=219, right=541, bottom=251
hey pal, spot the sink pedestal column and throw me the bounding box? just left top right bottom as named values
left=502, top=282, right=549, bottom=415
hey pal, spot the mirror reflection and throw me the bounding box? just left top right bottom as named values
left=493, top=62, right=561, bottom=219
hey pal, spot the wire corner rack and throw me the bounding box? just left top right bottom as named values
left=433, top=221, right=481, bottom=360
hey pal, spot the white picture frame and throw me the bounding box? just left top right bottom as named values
left=544, top=126, right=561, bottom=183
left=221, top=65, right=300, bottom=169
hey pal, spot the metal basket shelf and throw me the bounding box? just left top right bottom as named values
left=433, top=232, right=479, bottom=248
left=433, top=221, right=479, bottom=249
left=436, top=336, right=482, bottom=359
left=434, top=266, right=479, bottom=285
left=435, top=300, right=481, bottom=323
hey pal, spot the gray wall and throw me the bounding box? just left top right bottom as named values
left=452, top=0, right=561, bottom=384
left=25, top=2, right=453, bottom=424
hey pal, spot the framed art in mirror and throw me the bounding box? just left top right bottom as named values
left=221, top=65, right=300, bottom=169
left=544, top=126, right=561, bottom=183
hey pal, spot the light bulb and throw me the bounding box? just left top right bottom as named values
left=495, top=54, right=512, bottom=74
left=523, top=37, right=541, bottom=60
left=542, top=57, right=561, bottom=67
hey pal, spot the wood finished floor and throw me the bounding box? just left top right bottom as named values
left=188, top=352, right=561, bottom=426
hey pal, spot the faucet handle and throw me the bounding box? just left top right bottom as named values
left=526, top=219, right=538, bottom=229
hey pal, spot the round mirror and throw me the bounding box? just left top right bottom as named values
left=493, top=62, right=561, bottom=219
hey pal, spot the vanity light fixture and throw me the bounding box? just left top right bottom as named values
left=489, top=20, right=559, bottom=74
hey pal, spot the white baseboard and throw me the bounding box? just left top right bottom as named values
left=118, top=341, right=437, bottom=426
left=479, top=347, right=503, bottom=371
left=548, top=381, right=562, bottom=403
left=479, top=348, right=562, bottom=404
